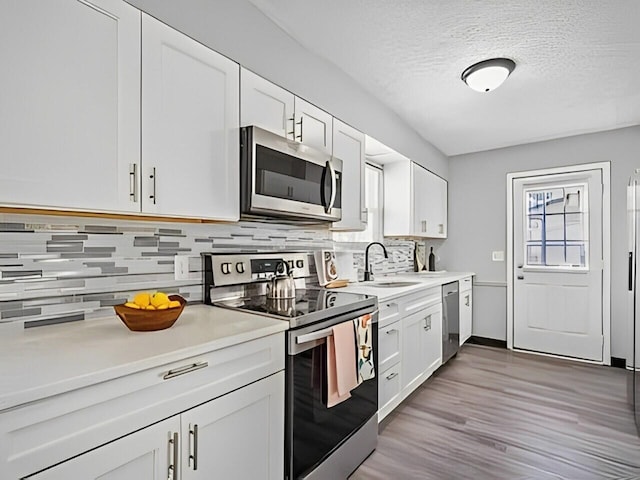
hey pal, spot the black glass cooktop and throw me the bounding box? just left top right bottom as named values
left=213, top=288, right=375, bottom=329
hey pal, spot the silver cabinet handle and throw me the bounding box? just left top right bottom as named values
left=163, top=361, right=208, bottom=380
left=438, top=223, right=444, bottom=234
left=168, top=432, right=178, bottom=480
left=295, top=116, right=303, bottom=141
left=421, top=220, right=427, bottom=232
left=517, top=275, right=524, bottom=280
left=129, top=163, right=138, bottom=202
left=386, top=371, right=399, bottom=380
left=465, top=295, right=470, bottom=306
left=149, top=167, right=157, bottom=205
left=424, top=314, right=432, bottom=331
left=385, top=328, right=398, bottom=335
left=287, top=115, right=295, bottom=140
left=361, top=208, right=368, bottom=224
left=189, top=424, right=199, bottom=471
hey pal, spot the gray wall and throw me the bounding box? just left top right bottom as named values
left=444, top=125, right=640, bottom=361
left=126, top=0, right=448, bottom=178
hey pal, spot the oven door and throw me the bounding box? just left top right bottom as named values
left=285, top=308, right=378, bottom=480
left=241, top=126, right=342, bottom=221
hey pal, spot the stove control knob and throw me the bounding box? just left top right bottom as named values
left=296, top=259, right=304, bottom=269
left=221, top=262, right=232, bottom=275
left=236, top=262, right=245, bottom=274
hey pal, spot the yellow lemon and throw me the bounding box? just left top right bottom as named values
left=133, top=292, right=151, bottom=308
left=124, top=302, right=141, bottom=309
left=168, top=300, right=181, bottom=308
left=156, top=303, right=169, bottom=310
left=145, top=305, right=156, bottom=310
left=151, top=292, right=170, bottom=308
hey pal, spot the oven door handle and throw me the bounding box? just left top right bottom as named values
left=296, top=326, right=334, bottom=345
left=295, top=309, right=379, bottom=345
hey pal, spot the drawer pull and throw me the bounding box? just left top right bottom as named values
left=163, top=361, right=208, bottom=380
left=386, top=371, right=399, bottom=380
left=465, top=295, right=470, bottom=306
left=385, top=328, right=398, bottom=334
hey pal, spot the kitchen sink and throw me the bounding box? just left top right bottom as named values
left=365, top=281, right=421, bottom=288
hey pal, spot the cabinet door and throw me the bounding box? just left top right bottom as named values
left=412, top=163, right=431, bottom=237
left=181, top=372, right=284, bottom=480
left=142, top=14, right=240, bottom=220
left=401, top=310, right=427, bottom=392
left=460, top=288, right=473, bottom=345
left=240, top=68, right=295, bottom=138
left=293, top=97, right=333, bottom=154
left=28, top=416, right=180, bottom=480
left=402, top=303, right=443, bottom=394
left=331, top=119, right=366, bottom=231
left=0, top=0, right=140, bottom=213
left=379, top=320, right=401, bottom=372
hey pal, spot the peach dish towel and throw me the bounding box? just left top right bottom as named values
left=326, top=320, right=359, bottom=407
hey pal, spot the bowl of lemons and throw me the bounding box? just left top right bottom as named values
left=114, top=292, right=186, bottom=331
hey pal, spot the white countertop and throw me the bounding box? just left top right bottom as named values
left=0, top=305, right=288, bottom=411
left=331, top=271, right=475, bottom=301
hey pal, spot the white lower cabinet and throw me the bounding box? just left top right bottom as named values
left=379, top=363, right=402, bottom=420
left=401, top=303, right=442, bottom=394
left=180, top=372, right=284, bottom=479
left=29, top=372, right=284, bottom=480
left=28, top=416, right=180, bottom=480
left=377, top=287, right=442, bottom=421
left=459, top=277, right=473, bottom=345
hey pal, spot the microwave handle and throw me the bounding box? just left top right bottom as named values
left=325, top=160, right=337, bottom=213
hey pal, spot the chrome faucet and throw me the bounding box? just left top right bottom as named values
left=364, top=242, right=388, bottom=281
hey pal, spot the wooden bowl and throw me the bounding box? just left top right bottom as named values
left=114, top=295, right=186, bottom=332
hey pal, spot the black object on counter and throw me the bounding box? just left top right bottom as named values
left=428, top=247, right=436, bottom=271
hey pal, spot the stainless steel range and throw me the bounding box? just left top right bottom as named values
left=203, top=252, right=379, bottom=480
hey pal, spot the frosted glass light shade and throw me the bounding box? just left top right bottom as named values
left=461, top=58, right=516, bottom=92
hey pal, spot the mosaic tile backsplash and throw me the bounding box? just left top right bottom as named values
left=0, top=213, right=416, bottom=329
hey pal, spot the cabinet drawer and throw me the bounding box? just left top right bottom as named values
left=379, top=300, right=401, bottom=327
left=379, top=320, right=401, bottom=372
left=459, top=276, right=473, bottom=292
left=379, top=363, right=402, bottom=413
left=1, top=333, right=284, bottom=480
left=399, top=287, right=441, bottom=316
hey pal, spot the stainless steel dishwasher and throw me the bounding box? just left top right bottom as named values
left=442, top=281, right=459, bottom=364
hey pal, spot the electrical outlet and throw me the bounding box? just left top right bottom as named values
left=492, top=251, right=505, bottom=262
left=174, top=255, right=200, bottom=280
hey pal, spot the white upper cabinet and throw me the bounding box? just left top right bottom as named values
left=240, top=70, right=332, bottom=154
left=294, top=97, right=333, bottom=154
left=0, top=0, right=141, bottom=213
left=142, top=14, right=240, bottom=220
left=331, top=120, right=366, bottom=231
left=240, top=68, right=295, bottom=139
left=384, top=161, right=448, bottom=238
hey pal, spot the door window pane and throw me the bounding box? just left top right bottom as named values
left=524, top=183, right=589, bottom=269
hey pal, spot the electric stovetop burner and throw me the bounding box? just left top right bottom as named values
left=213, top=288, right=375, bottom=329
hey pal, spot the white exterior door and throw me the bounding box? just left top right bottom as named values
left=513, top=169, right=604, bottom=361
left=142, top=14, right=240, bottom=220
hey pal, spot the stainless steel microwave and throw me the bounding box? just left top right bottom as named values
left=240, top=126, right=342, bottom=222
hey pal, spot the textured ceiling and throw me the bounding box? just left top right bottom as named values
left=249, top=0, right=640, bottom=156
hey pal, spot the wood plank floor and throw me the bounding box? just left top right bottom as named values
left=350, top=345, right=640, bottom=480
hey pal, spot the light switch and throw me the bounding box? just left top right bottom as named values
left=492, top=251, right=505, bottom=262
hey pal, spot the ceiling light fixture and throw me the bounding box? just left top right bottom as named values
left=461, top=58, right=516, bottom=93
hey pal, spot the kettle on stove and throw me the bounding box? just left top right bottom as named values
left=266, top=261, right=296, bottom=299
